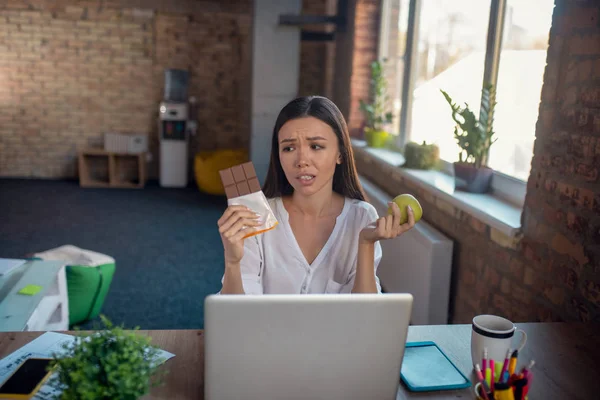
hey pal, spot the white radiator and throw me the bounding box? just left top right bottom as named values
left=360, top=175, right=454, bottom=325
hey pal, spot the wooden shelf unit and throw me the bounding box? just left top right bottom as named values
left=78, top=148, right=147, bottom=188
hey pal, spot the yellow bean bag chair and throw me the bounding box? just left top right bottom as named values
left=194, top=149, right=249, bottom=195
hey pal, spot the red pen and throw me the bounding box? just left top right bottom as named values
left=500, top=348, right=511, bottom=383
left=475, top=364, right=491, bottom=400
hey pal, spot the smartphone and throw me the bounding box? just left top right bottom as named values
left=0, top=358, right=54, bottom=399
left=400, top=341, right=471, bottom=391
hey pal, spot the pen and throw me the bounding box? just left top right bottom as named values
left=475, top=364, right=491, bottom=400
left=508, top=350, right=518, bottom=376
left=490, top=359, right=495, bottom=392
left=521, top=360, right=535, bottom=380
left=522, top=361, right=534, bottom=398
left=499, top=349, right=511, bottom=382
left=483, top=348, right=488, bottom=372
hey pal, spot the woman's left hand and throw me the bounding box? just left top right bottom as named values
left=359, top=202, right=415, bottom=244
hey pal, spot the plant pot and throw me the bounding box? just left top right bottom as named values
left=404, top=141, right=439, bottom=170
left=364, top=128, right=389, bottom=148
left=453, top=162, right=493, bottom=193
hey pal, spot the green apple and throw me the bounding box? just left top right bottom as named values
left=387, top=194, right=423, bottom=225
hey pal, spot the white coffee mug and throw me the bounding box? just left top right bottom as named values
left=470, top=314, right=527, bottom=368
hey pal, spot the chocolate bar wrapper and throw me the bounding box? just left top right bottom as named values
left=227, top=191, right=278, bottom=239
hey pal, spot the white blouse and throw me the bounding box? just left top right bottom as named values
left=221, top=196, right=383, bottom=294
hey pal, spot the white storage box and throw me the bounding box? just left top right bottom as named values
left=104, top=133, right=148, bottom=154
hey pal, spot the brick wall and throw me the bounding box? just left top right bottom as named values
left=354, top=0, right=600, bottom=323
left=348, top=0, right=381, bottom=138
left=329, top=0, right=380, bottom=136
left=0, top=0, right=252, bottom=179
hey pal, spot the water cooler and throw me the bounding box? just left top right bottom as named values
left=159, top=69, right=189, bottom=188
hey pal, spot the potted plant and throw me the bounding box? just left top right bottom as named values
left=440, top=83, right=497, bottom=193
left=403, top=141, right=440, bottom=170
left=50, top=316, right=166, bottom=400
left=360, top=60, right=393, bottom=148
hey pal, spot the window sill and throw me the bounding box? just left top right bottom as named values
left=352, top=139, right=522, bottom=237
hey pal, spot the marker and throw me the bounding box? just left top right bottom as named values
left=475, top=364, right=491, bottom=400
left=508, top=349, right=518, bottom=376
left=485, top=366, right=491, bottom=389
left=499, top=349, right=511, bottom=383
left=494, top=360, right=503, bottom=383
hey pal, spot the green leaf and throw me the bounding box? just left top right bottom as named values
left=359, top=59, right=394, bottom=133
left=51, top=315, right=166, bottom=400
left=440, top=83, right=497, bottom=167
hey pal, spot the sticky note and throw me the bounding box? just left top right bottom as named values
left=18, top=284, right=43, bottom=296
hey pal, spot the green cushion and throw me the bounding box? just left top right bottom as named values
left=66, top=263, right=115, bottom=325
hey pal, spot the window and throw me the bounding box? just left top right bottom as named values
left=488, top=0, right=554, bottom=181
left=410, top=0, right=491, bottom=162
left=380, top=0, right=554, bottom=183
left=378, top=0, right=410, bottom=137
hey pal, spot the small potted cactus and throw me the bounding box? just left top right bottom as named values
left=403, top=141, right=440, bottom=170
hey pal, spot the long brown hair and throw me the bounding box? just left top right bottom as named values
left=262, top=96, right=366, bottom=201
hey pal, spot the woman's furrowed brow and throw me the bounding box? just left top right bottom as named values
left=280, top=136, right=327, bottom=143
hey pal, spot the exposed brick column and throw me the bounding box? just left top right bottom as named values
left=298, top=0, right=337, bottom=97
left=348, top=0, right=381, bottom=138
left=332, top=0, right=381, bottom=137
left=522, top=0, right=600, bottom=322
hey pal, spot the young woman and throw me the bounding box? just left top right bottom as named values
left=217, top=96, right=415, bottom=294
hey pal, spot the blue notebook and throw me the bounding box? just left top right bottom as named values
left=400, top=341, right=471, bottom=391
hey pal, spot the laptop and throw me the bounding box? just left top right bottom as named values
left=204, top=293, right=413, bottom=400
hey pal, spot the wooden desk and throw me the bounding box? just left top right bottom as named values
left=1, top=323, right=598, bottom=399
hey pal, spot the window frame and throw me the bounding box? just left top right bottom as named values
left=379, top=0, right=531, bottom=207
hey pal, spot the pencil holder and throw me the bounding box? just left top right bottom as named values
left=473, top=382, right=529, bottom=399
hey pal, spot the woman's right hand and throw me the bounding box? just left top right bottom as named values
left=217, top=205, right=262, bottom=265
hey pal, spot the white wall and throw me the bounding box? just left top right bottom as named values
left=250, top=0, right=302, bottom=184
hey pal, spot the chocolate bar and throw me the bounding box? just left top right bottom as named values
left=219, top=161, right=262, bottom=198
